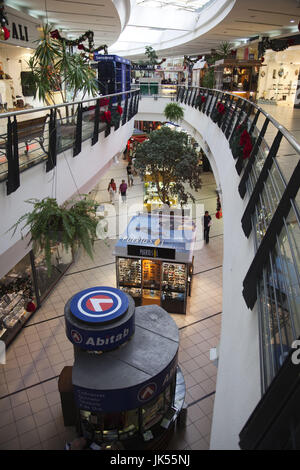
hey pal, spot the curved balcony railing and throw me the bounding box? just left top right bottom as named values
left=171, top=85, right=300, bottom=392
left=0, top=89, right=140, bottom=195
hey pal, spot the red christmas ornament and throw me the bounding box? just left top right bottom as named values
left=217, top=102, right=225, bottom=114
left=26, top=301, right=36, bottom=313
left=117, top=105, right=123, bottom=115
left=77, top=44, right=84, bottom=50
left=201, top=95, right=206, bottom=103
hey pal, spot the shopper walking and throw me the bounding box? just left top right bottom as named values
left=107, top=178, right=117, bottom=205
left=127, top=163, right=134, bottom=187
left=119, top=179, right=128, bottom=203
left=204, top=210, right=212, bottom=244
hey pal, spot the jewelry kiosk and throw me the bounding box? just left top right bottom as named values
left=114, top=213, right=195, bottom=314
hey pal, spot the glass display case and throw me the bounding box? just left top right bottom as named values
left=117, top=257, right=190, bottom=314
left=0, top=252, right=37, bottom=344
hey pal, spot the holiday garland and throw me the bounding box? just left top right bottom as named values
left=50, top=29, right=108, bottom=54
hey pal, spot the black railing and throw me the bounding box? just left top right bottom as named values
left=0, top=89, right=140, bottom=195
left=175, top=86, right=300, bottom=394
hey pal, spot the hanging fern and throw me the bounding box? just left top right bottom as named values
left=163, top=102, right=184, bottom=123
left=10, top=196, right=98, bottom=276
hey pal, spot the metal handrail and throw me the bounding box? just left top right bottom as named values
left=0, top=88, right=140, bottom=120
left=190, top=86, right=300, bottom=156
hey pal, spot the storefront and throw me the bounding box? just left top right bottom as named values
left=257, top=45, right=300, bottom=107
left=214, top=58, right=261, bottom=100
left=114, top=213, right=195, bottom=314
left=0, top=6, right=41, bottom=112
left=0, top=243, right=73, bottom=345
left=60, top=286, right=185, bottom=449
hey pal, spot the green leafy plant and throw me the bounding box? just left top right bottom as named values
left=163, top=102, right=184, bottom=123
left=216, top=41, right=233, bottom=58
left=145, top=46, right=159, bottom=65
left=134, top=126, right=202, bottom=206
left=28, top=24, right=98, bottom=110
left=10, top=197, right=98, bottom=275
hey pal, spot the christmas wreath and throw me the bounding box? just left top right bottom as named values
left=211, top=101, right=226, bottom=124
left=195, top=94, right=206, bottom=110
left=230, top=122, right=255, bottom=160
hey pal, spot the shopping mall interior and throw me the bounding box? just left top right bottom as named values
left=0, top=0, right=299, bottom=452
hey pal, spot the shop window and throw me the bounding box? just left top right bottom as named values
left=0, top=253, right=37, bottom=344
left=34, top=243, right=73, bottom=301
left=141, top=392, right=165, bottom=431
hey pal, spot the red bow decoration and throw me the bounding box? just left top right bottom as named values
left=238, top=129, right=253, bottom=159
left=50, top=29, right=60, bottom=39
left=117, top=105, right=123, bottom=115
left=216, top=102, right=225, bottom=114
left=242, top=139, right=253, bottom=159
left=3, top=26, right=9, bottom=40
left=100, top=98, right=109, bottom=106
left=103, top=110, right=111, bottom=123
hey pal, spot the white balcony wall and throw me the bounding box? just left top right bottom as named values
left=136, top=96, right=261, bottom=449
left=0, top=119, right=134, bottom=278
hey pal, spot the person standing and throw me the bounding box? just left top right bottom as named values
left=108, top=178, right=117, bottom=205
left=119, top=179, right=128, bottom=203
left=204, top=210, right=212, bottom=244
left=127, top=163, right=134, bottom=187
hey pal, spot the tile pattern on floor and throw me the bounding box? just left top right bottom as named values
left=0, top=160, right=223, bottom=450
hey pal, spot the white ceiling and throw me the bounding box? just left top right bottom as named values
left=5, top=0, right=300, bottom=58
left=6, top=0, right=124, bottom=46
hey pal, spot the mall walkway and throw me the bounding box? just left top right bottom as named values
left=0, top=159, right=223, bottom=450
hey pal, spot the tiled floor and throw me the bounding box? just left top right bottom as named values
left=0, top=159, right=223, bottom=450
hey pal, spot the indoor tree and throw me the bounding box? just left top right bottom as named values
left=134, top=126, right=202, bottom=206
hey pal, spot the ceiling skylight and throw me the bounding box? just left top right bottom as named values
left=136, top=0, right=213, bottom=12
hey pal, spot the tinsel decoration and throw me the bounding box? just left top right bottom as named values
left=50, top=28, right=108, bottom=54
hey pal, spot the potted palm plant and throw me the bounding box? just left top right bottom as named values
left=11, top=196, right=98, bottom=275
left=29, top=24, right=98, bottom=130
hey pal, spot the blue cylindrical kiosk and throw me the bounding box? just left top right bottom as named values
left=61, top=286, right=185, bottom=449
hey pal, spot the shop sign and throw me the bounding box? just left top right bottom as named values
left=70, top=287, right=129, bottom=323
left=4, top=7, right=41, bottom=48
left=127, top=244, right=176, bottom=260
left=65, top=313, right=135, bottom=351
left=73, top=353, right=178, bottom=412
left=132, top=64, right=155, bottom=71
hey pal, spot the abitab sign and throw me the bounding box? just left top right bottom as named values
left=65, top=287, right=135, bottom=351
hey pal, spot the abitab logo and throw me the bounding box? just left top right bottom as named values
left=0, top=340, right=5, bottom=364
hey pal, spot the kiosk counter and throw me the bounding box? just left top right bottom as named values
left=114, top=213, right=195, bottom=314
